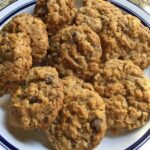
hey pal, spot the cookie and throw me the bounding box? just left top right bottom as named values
left=75, top=0, right=122, bottom=33
left=45, top=76, right=106, bottom=150
left=81, top=0, right=150, bottom=69
left=34, top=0, right=77, bottom=36
left=3, top=13, right=49, bottom=64
left=75, top=7, right=102, bottom=33
left=47, top=25, right=102, bottom=81
left=100, top=14, right=150, bottom=69
left=83, top=0, right=122, bottom=16
left=0, top=32, right=32, bottom=96
left=93, top=59, right=150, bottom=133
left=0, top=82, right=20, bottom=97
left=9, top=67, right=64, bottom=130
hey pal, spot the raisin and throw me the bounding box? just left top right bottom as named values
left=0, top=57, right=3, bottom=63
left=66, top=117, right=71, bottom=123
left=91, top=118, right=101, bottom=132
left=71, top=139, right=76, bottom=147
left=43, top=117, right=48, bottom=124
left=45, top=75, right=53, bottom=84
left=28, top=96, right=42, bottom=104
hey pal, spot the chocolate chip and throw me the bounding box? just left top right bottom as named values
left=28, top=96, right=42, bottom=104
left=45, top=75, right=53, bottom=84
left=91, top=118, right=101, bottom=132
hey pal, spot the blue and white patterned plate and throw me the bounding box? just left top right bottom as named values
left=0, top=0, right=150, bottom=150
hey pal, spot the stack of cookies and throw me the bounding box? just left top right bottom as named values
left=0, top=0, right=150, bottom=150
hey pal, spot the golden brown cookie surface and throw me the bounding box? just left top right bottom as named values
left=47, top=25, right=102, bottom=81
left=75, top=7, right=102, bottom=33
left=10, top=67, right=64, bottom=130
left=0, top=32, right=32, bottom=96
left=34, top=0, right=77, bottom=36
left=79, top=0, right=150, bottom=69
left=75, top=0, right=122, bottom=33
left=45, top=76, right=106, bottom=150
left=100, top=14, right=150, bottom=68
left=3, top=13, right=49, bottom=64
left=83, top=0, right=122, bottom=16
left=93, top=59, right=150, bottom=133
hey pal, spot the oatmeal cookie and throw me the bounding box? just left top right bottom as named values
left=83, top=0, right=123, bottom=16
left=45, top=76, right=106, bottom=150
left=47, top=25, right=102, bottom=81
left=75, top=7, right=102, bottom=33
left=9, top=67, right=64, bottom=130
left=75, top=0, right=122, bottom=33
left=93, top=59, right=150, bottom=133
left=0, top=32, right=32, bottom=96
left=34, top=0, right=77, bottom=36
left=81, top=0, right=150, bottom=69
left=3, top=13, right=49, bottom=64
left=100, top=14, right=150, bottom=69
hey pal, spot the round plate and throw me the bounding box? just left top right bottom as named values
left=0, top=0, right=150, bottom=150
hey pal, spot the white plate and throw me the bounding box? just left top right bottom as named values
left=0, top=0, right=150, bottom=150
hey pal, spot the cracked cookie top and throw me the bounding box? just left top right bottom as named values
left=47, top=25, right=102, bottom=81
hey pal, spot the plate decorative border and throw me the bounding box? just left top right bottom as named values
left=0, top=0, right=36, bottom=26
left=0, top=0, right=150, bottom=149
left=0, top=135, right=18, bottom=150
left=110, top=0, right=150, bottom=27
left=128, top=0, right=150, bottom=8
left=0, top=0, right=17, bottom=11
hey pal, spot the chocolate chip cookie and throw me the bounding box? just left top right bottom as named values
left=3, top=13, right=49, bottom=64
left=0, top=32, right=32, bottom=96
left=45, top=76, right=106, bottom=150
left=93, top=59, right=150, bottom=133
left=9, top=67, right=64, bottom=130
left=47, top=25, right=102, bottom=81
left=34, top=0, right=77, bottom=36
